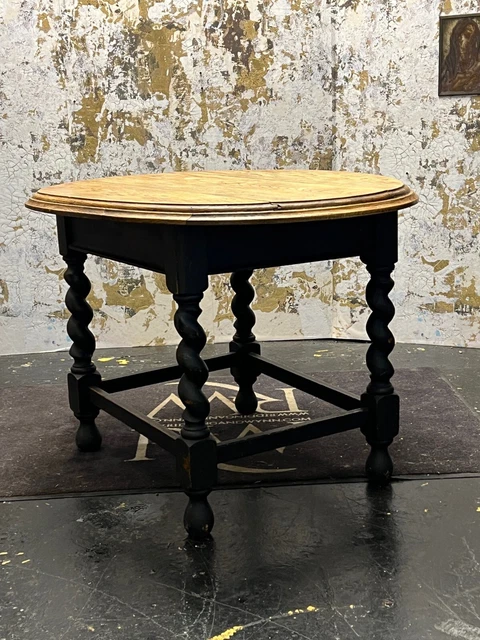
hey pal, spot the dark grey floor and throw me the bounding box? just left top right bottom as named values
left=1, top=480, right=480, bottom=639
left=1, top=340, right=480, bottom=639
left=2, top=339, right=479, bottom=416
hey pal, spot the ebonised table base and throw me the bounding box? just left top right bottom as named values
left=58, top=211, right=399, bottom=540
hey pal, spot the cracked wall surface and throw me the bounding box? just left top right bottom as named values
left=0, top=0, right=334, bottom=354
left=331, top=0, right=480, bottom=347
left=0, top=0, right=478, bottom=355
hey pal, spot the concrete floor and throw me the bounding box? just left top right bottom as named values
left=1, top=480, right=479, bottom=639
left=0, top=340, right=479, bottom=639
left=1, top=339, right=479, bottom=415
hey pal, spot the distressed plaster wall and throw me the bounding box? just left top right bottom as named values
left=0, top=0, right=479, bottom=355
left=331, top=0, right=480, bottom=347
left=0, top=0, right=334, bottom=354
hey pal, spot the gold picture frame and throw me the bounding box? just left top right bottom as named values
left=439, top=13, right=480, bottom=96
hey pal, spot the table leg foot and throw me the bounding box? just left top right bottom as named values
left=234, top=382, right=258, bottom=415
left=365, top=442, right=393, bottom=485
left=184, top=491, right=214, bottom=540
left=76, top=417, right=102, bottom=452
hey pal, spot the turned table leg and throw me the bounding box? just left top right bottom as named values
left=173, top=292, right=216, bottom=539
left=63, top=250, right=102, bottom=452
left=361, top=258, right=398, bottom=485
left=230, top=269, right=260, bottom=415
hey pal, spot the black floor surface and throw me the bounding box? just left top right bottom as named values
left=1, top=340, right=479, bottom=639
left=1, top=338, right=479, bottom=423
left=1, top=479, right=479, bottom=639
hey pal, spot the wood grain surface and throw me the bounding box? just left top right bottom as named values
left=26, top=170, right=418, bottom=225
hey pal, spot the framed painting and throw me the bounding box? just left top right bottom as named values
left=439, top=13, right=480, bottom=96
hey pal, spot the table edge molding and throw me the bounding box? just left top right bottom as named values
left=25, top=186, right=419, bottom=225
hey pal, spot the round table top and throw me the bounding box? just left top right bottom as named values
left=26, top=170, right=418, bottom=225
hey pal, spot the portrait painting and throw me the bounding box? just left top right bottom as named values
left=439, top=13, right=480, bottom=96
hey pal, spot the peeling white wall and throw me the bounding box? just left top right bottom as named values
left=331, top=0, right=480, bottom=347
left=0, top=0, right=478, bottom=355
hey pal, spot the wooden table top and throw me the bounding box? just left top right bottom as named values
left=26, top=170, right=418, bottom=225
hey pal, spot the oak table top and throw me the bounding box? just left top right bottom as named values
left=26, top=170, right=418, bottom=225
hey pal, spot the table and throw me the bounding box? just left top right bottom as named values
left=26, top=170, right=418, bottom=539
